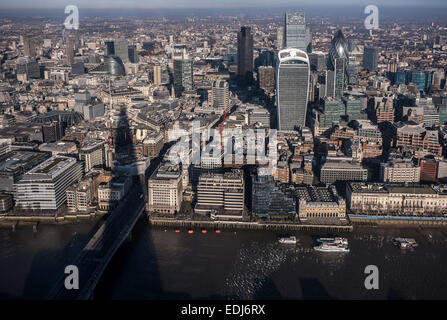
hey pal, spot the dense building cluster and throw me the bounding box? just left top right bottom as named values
left=0, top=9, right=446, bottom=224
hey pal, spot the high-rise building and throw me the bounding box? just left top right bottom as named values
left=258, top=66, right=275, bottom=93
left=328, top=30, right=349, bottom=89
left=22, top=37, right=35, bottom=58
left=237, top=26, right=254, bottom=83
left=208, top=80, right=229, bottom=111
left=128, top=45, right=138, bottom=63
left=114, top=38, right=129, bottom=63
left=173, top=57, right=194, bottom=96
left=276, top=26, right=284, bottom=50
left=363, top=47, right=378, bottom=72
left=66, top=37, right=75, bottom=66
left=276, top=48, right=310, bottom=130
left=104, top=41, right=115, bottom=56
left=14, top=156, right=83, bottom=211
left=284, top=12, right=307, bottom=51
left=152, top=65, right=162, bottom=85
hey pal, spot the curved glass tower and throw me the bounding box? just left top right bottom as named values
left=104, top=55, right=125, bottom=76
left=328, top=30, right=349, bottom=87
left=276, top=48, right=310, bottom=131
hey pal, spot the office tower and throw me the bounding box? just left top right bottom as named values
left=104, top=56, right=125, bottom=76
left=318, top=97, right=346, bottom=128
left=23, top=37, right=35, bottom=57
left=326, top=57, right=346, bottom=98
left=237, top=26, right=254, bottom=83
left=16, top=57, right=40, bottom=79
left=363, top=47, right=378, bottom=72
left=208, top=80, right=229, bottom=111
left=251, top=168, right=296, bottom=218
left=306, top=27, right=312, bottom=53
left=277, top=26, right=284, bottom=49
left=411, top=70, right=431, bottom=93
left=74, top=93, right=105, bottom=121
left=173, top=57, right=194, bottom=96
left=152, top=65, right=162, bottom=85
left=128, top=45, right=138, bottom=63
left=284, top=12, right=307, bottom=51
left=320, top=160, right=368, bottom=184
left=195, top=170, right=244, bottom=219
left=66, top=37, right=75, bottom=66
left=309, top=52, right=326, bottom=71
left=258, top=66, right=275, bottom=93
left=276, top=48, right=310, bottom=130
left=114, top=38, right=129, bottom=63
left=255, top=50, right=275, bottom=69
left=147, top=162, right=183, bottom=215
left=328, top=30, right=349, bottom=88
left=226, top=46, right=237, bottom=65
left=14, top=156, right=83, bottom=211
left=79, top=140, right=106, bottom=172
left=104, top=41, right=115, bottom=56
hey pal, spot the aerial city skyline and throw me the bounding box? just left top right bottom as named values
left=1, top=2, right=447, bottom=303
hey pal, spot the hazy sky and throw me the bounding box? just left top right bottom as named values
left=1, top=0, right=447, bottom=9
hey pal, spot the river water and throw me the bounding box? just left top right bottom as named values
left=1, top=218, right=447, bottom=300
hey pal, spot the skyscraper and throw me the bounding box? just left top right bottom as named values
left=128, top=45, right=138, bottom=63
left=114, top=38, right=129, bottom=63
left=328, top=30, right=349, bottom=87
left=277, top=27, right=284, bottom=50
left=284, top=12, right=307, bottom=51
left=104, top=56, right=125, bottom=76
left=174, top=57, right=194, bottom=96
left=66, top=37, right=75, bottom=66
left=104, top=41, right=115, bottom=56
left=237, top=26, right=254, bottom=83
left=208, top=80, right=229, bottom=111
left=22, top=37, right=35, bottom=58
left=276, top=48, right=310, bottom=130
left=363, top=47, right=378, bottom=72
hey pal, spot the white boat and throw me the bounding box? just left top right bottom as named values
left=278, top=236, right=297, bottom=244
left=317, top=237, right=348, bottom=246
left=392, top=237, right=418, bottom=249
left=314, top=242, right=350, bottom=253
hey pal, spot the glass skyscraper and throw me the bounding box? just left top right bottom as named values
left=363, top=47, right=378, bottom=72
left=114, top=38, right=129, bottom=63
left=237, top=26, right=254, bottom=83
left=284, top=12, right=307, bottom=51
left=276, top=48, right=310, bottom=130
left=174, top=58, right=194, bottom=96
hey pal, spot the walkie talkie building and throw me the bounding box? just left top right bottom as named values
left=276, top=48, right=310, bottom=131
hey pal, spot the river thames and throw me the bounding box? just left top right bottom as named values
left=1, top=218, right=447, bottom=299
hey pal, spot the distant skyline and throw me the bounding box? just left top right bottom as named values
left=1, top=0, right=447, bottom=9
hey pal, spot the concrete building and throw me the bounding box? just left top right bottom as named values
left=14, top=156, right=83, bottom=211
left=147, top=162, right=183, bottom=215
left=39, top=141, right=77, bottom=156
left=320, top=160, right=368, bottom=184
left=79, top=140, right=106, bottom=172
left=380, top=158, right=420, bottom=183
left=66, top=178, right=93, bottom=212
left=195, top=170, right=244, bottom=219
left=142, top=132, right=164, bottom=158
left=296, top=185, right=346, bottom=222
left=208, top=80, right=229, bottom=111
left=0, top=151, right=51, bottom=193
left=347, top=182, right=447, bottom=215
left=98, top=175, right=131, bottom=211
